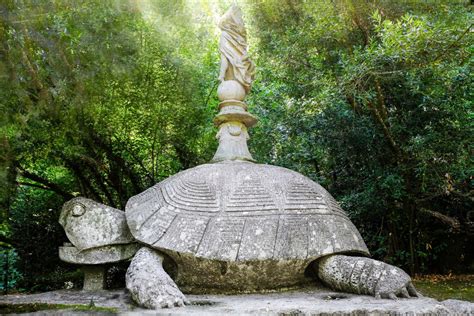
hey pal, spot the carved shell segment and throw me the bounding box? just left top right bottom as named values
left=125, top=161, right=369, bottom=262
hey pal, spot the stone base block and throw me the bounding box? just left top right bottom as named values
left=59, top=243, right=139, bottom=291
left=82, top=265, right=105, bottom=291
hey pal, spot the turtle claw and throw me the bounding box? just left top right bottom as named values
left=174, top=298, right=186, bottom=307
left=384, top=282, right=422, bottom=300
left=408, top=282, right=422, bottom=297
left=160, top=299, right=173, bottom=309
left=400, top=287, right=410, bottom=298
left=153, top=295, right=186, bottom=309
left=149, top=288, right=187, bottom=308
left=388, top=293, right=398, bottom=300
left=388, top=282, right=420, bottom=299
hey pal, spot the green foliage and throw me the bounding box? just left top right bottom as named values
left=8, top=185, right=76, bottom=291
left=0, top=249, right=22, bottom=291
left=0, top=0, right=219, bottom=291
left=246, top=0, right=473, bottom=273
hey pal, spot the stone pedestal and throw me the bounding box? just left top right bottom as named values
left=59, top=243, right=139, bottom=291
left=212, top=81, right=258, bottom=163
left=82, top=265, right=106, bottom=291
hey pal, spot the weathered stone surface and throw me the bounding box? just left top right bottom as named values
left=213, top=4, right=257, bottom=162
left=60, top=197, right=134, bottom=251
left=59, top=244, right=139, bottom=265
left=1, top=287, right=473, bottom=315
left=440, top=299, right=474, bottom=314
left=126, top=161, right=368, bottom=260
left=170, top=252, right=314, bottom=294
left=82, top=265, right=106, bottom=291
left=212, top=122, right=256, bottom=162
left=0, top=290, right=131, bottom=312
left=217, top=5, right=255, bottom=93
left=125, top=247, right=187, bottom=309
left=59, top=244, right=139, bottom=292
left=124, top=161, right=370, bottom=293
left=213, top=102, right=258, bottom=127
left=317, top=255, right=419, bottom=299
left=217, top=80, right=246, bottom=101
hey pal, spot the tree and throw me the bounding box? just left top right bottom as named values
left=246, top=0, right=472, bottom=273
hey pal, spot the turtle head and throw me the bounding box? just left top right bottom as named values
left=59, top=197, right=133, bottom=250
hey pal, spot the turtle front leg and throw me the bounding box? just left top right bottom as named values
left=126, top=247, right=188, bottom=308
left=315, top=255, right=421, bottom=299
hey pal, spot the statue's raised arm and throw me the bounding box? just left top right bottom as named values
left=218, top=5, right=255, bottom=94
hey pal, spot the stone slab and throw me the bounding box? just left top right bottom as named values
left=1, top=286, right=472, bottom=315
left=59, top=244, right=139, bottom=265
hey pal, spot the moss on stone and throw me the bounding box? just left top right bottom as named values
left=0, top=302, right=118, bottom=314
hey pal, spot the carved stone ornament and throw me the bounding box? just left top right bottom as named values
left=218, top=5, right=255, bottom=93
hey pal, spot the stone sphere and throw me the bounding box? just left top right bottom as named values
left=217, top=80, right=246, bottom=101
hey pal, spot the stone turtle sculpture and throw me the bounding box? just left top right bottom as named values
left=59, top=5, right=420, bottom=309
left=60, top=161, right=420, bottom=309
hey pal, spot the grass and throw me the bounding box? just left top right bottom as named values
left=0, top=303, right=118, bottom=314
left=413, top=274, right=474, bottom=302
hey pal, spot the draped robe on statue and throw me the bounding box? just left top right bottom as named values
left=218, top=6, right=255, bottom=94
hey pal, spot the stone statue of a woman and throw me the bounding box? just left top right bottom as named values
left=218, top=5, right=255, bottom=95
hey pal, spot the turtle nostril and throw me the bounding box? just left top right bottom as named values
left=71, top=204, right=86, bottom=217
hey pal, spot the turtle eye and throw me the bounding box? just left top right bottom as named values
left=71, top=204, right=86, bottom=217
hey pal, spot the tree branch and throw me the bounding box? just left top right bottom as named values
left=16, top=167, right=74, bottom=200
left=432, top=23, right=472, bottom=63
left=420, top=208, right=461, bottom=232
left=367, top=101, right=401, bottom=158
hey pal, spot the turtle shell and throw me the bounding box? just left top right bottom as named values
left=125, top=161, right=369, bottom=262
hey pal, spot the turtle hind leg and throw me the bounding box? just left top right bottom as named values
left=315, top=254, right=421, bottom=299
left=126, top=247, right=188, bottom=309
